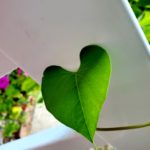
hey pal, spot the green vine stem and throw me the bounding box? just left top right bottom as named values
left=96, top=122, right=150, bottom=131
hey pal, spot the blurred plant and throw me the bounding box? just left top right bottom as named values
left=129, top=0, right=150, bottom=43
left=0, top=68, right=43, bottom=143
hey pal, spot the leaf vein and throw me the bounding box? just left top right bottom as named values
left=74, top=73, right=92, bottom=141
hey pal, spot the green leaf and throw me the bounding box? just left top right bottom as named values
left=3, top=121, right=20, bottom=138
left=129, top=0, right=150, bottom=43
left=140, top=11, right=150, bottom=26
left=21, top=77, right=37, bottom=92
left=131, top=4, right=143, bottom=18
left=5, top=85, right=20, bottom=96
left=42, top=45, right=111, bottom=143
left=139, top=0, right=150, bottom=6
left=140, top=11, right=150, bottom=42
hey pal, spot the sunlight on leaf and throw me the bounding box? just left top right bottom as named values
left=42, top=45, right=111, bottom=143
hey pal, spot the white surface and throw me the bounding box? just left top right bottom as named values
left=0, top=0, right=149, bottom=82
left=31, top=104, right=59, bottom=134
left=0, top=0, right=150, bottom=149
left=0, top=49, right=16, bottom=77
left=0, top=125, right=110, bottom=150
left=0, top=125, right=75, bottom=150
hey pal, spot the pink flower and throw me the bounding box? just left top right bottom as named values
left=24, top=72, right=29, bottom=76
left=17, top=68, right=23, bottom=75
left=0, top=75, right=10, bottom=90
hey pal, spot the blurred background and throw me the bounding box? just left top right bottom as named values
left=129, top=0, right=150, bottom=43
left=0, top=68, right=59, bottom=144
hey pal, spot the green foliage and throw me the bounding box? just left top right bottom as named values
left=129, top=0, right=150, bottom=43
left=42, top=45, right=111, bottom=143
left=0, top=68, right=43, bottom=141
left=21, top=77, right=37, bottom=92
left=140, top=11, right=150, bottom=41
left=3, top=121, right=20, bottom=138
left=138, top=0, right=150, bottom=6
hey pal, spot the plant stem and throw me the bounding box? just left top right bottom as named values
left=96, top=122, right=150, bottom=131
left=93, top=142, right=100, bottom=150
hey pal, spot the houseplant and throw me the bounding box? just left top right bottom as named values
left=41, top=44, right=150, bottom=149
left=0, top=0, right=149, bottom=149
left=40, top=2, right=150, bottom=149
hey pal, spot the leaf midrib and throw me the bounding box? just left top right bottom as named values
left=74, top=73, right=92, bottom=141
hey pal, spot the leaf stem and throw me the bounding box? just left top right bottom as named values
left=96, top=122, right=150, bottom=131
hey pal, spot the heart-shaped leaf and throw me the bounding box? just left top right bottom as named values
left=41, top=45, right=111, bottom=143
